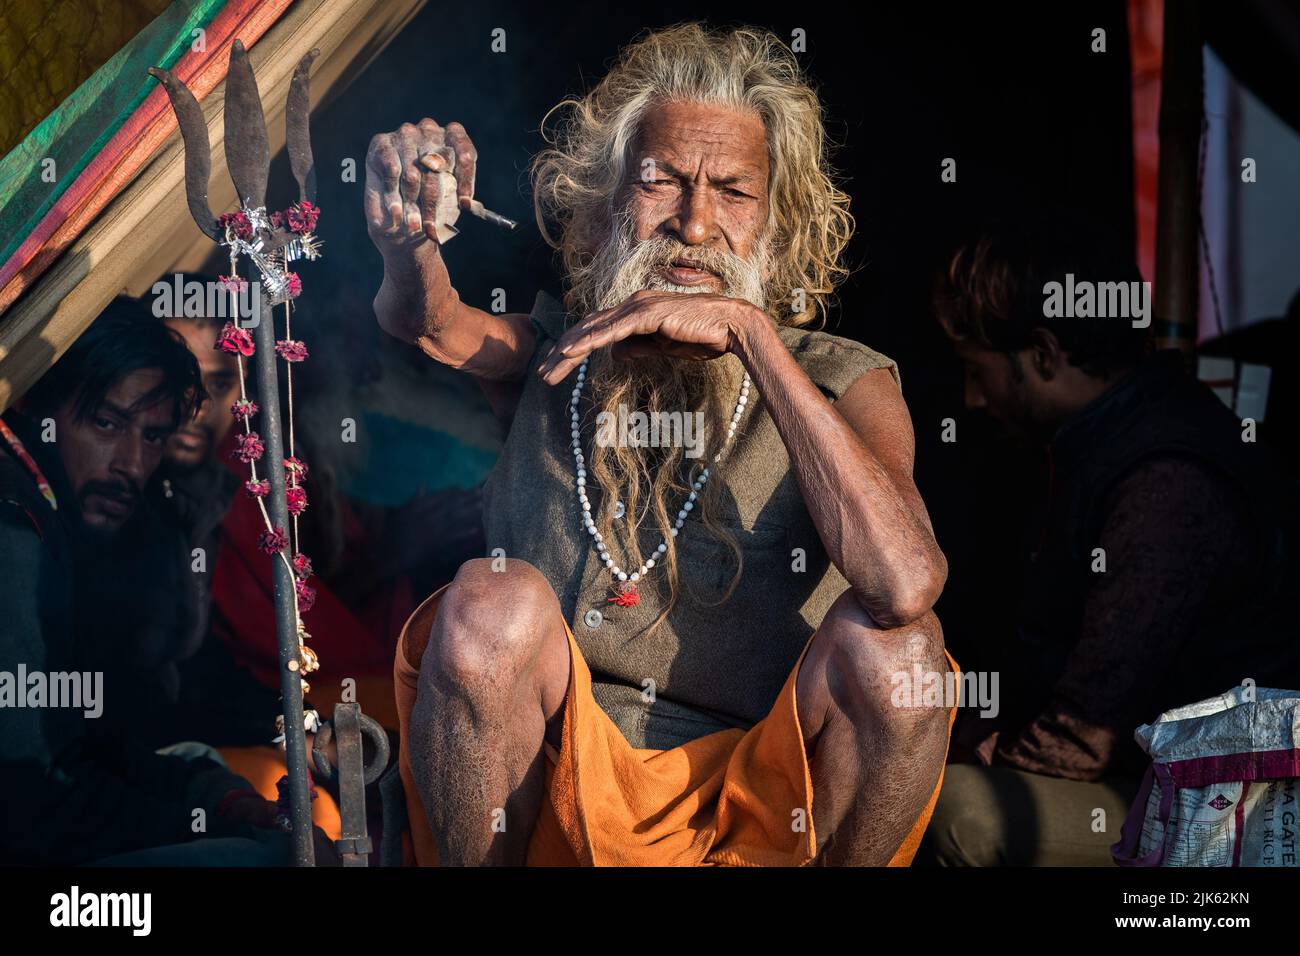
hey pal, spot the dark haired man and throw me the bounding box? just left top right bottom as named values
left=162, top=302, right=243, bottom=474
left=917, top=220, right=1299, bottom=866
left=0, top=298, right=295, bottom=865
left=130, top=295, right=279, bottom=750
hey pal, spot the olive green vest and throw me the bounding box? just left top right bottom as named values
left=482, top=291, right=900, bottom=749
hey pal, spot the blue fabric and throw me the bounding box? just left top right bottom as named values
left=339, top=411, right=497, bottom=507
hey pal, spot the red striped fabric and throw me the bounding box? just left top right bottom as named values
left=0, top=0, right=294, bottom=315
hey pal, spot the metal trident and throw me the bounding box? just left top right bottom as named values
left=149, top=40, right=385, bottom=866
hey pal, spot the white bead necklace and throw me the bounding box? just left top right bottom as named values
left=569, top=356, right=751, bottom=604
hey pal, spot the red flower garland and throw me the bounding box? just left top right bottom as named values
left=217, top=211, right=253, bottom=239
left=258, top=526, right=288, bottom=555
left=295, top=579, right=317, bottom=613
left=285, top=486, right=308, bottom=516
left=209, top=182, right=326, bottom=757
left=217, top=196, right=324, bottom=732
left=275, top=339, right=309, bottom=362
left=217, top=323, right=255, bottom=357
left=287, top=201, right=320, bottom=233
left=292, top=552, right=314, bottom=580
left=233, top=432, right=265, bottom=463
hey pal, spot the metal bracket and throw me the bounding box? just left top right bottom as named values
left=313, top=703, right=390, bottom=866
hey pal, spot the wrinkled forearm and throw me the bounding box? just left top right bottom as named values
left=374, top=242, right=536, bottom=382
left=373, top=241, right=457, bottom=350
left=730, top=311, right=945, bottom=626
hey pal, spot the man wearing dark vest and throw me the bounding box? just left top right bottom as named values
left=0, top=301, right=302, bottom=864
left=371, top=24, right=957, bottom=865
left=917, top=219, right=1299, bottom=866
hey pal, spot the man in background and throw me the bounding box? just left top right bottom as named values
left=0, top=300, right=296, bottom=865
left=917, top=219, right=1299, bottom=866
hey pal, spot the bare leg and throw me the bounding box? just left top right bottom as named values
left=797, top=590, right=952, bottom=865
left=407, top=558, right=571, bottom=865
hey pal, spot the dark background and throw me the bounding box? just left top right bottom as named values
left=254, top=0, right=1139, bottom=672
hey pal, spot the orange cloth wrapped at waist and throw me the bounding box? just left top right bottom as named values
left=394, top=585, right=956, bottom=866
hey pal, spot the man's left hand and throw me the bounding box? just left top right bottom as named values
left=537, top=290, right=761, bottom=384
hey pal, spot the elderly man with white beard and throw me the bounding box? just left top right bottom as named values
left=368, top=24, right=956, bottom=867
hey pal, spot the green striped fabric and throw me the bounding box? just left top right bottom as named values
left=0, top=0, right=228, bottom=269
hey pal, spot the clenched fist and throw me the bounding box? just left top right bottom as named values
left=364, top=119, right=478, bottom=250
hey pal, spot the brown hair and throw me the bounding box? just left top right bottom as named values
left=934, top=216, right=1152, bottom=377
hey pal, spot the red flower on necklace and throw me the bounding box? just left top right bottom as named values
left=284, top=457, right=309, bottom=482
left=608, top=583, right=640, bottom=607
left=292, top=552, right=314, bottom=580
left=231, top=398, right=259, bottom=422
left=244, top=478, right=270, bottom=499
left=284, top=272, right=303, bottom=298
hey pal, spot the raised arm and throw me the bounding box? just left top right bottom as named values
left=364, top=119, right=536, bottom=422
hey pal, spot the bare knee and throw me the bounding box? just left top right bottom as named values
left=427, top=558, right=562, bottom=695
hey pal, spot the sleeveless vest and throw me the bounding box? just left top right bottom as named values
left=483, top=291, right=900, bottom=749
left=1009, top=351, right=1300, bottom=743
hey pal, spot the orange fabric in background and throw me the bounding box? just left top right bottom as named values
left=218, top=745, right=343, bottom=841
left=394, top=585, right=958, bottom=866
